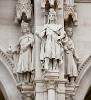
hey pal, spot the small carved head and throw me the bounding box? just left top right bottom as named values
left=21, top=20, right=30, bottom=35
left=66, top=27, right=73, bottom=37
left=48, top=8, right=57, bottom=23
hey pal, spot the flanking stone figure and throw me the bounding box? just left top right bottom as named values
left=7, top=21, right=34, bottom=85
left=64, top=27, right=80, bottom=85
left=37, top=8, right=67, bottom=71
left=17, top=21, right=34, bottom=85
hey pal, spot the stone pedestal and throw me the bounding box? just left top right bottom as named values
left=18, top=83, right=34, bottom=100
left=56, top=79, right=67, bottom=100
left=44, top=70, right=59, bottom=100
left=35, top=80, right=44, bottom=100
left=65, top=84, right=76, bottom=100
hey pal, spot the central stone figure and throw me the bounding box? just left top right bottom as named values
left=38, top=8, right=66, bottom=71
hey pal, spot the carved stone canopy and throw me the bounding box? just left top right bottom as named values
left=15, top=0, right=32, bottom=22
left=64, top=2, right=78, bottom=26
left=41, top=0, right=61, bottom=12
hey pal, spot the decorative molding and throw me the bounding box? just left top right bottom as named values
left=75, top=0, right=91, bottom=3
left=78, top=55, right=91, bottom=74
left=0, top=49, right=15, bottom=70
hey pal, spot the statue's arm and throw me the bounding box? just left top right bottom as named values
left=12, top=44, right=20, bottom=54
left=28, top=34, right=34, bottom=47
left=73, top=47, right=80, bottom=64
left=24, top=34, right=34, bottom=49
left=39, top=29, right=46, bottom=38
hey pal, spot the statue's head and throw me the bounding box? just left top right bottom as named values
left=48, top=8, right=57, bottom=23
left=66, top=27, right=73, bottom=37
left=21, top=20, right=30, bottom=34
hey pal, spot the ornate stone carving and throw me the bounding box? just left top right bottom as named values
left=64, top=27, right=80, bottom=85
left=15, top=0, right=32, bottom=22
left=78, top=55, right=91, bottom=74
left=44, top=70, right=59, bottom=100
left=64, top=0, right=78, bottom=26
left=9, top=21, right=34, bottom=85
left=36, top=8, right=66, bottom=72
left=41, top=0, right=61, bottom=9
left=0, top=49, right=14, bottom=71
left=18, top=83, right=34, bottom=100
left=17, top=21, right=34, bottom=85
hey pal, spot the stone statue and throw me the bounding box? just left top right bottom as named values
left=64, top=27, right=80, bottom=85
left=15, top=21, right=34, bottom=85
left=37, top=8, right=66, bottom=71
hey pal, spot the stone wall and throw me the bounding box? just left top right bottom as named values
left=73, top=3, right=91, bottom=65
left=0, top=0, right=20, bottom=49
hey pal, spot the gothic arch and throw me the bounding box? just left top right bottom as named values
left=74, top=55, right=91, bottom=100
left=0, top=48, right=22, bottom=100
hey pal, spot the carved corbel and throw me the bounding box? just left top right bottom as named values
left=15, top=0, right=32, bottom=23
left=47, top=80, right=56, bottom=90
left=64, top=1, right=78, bottom=26
left=18, top=83, right=34, bottom=100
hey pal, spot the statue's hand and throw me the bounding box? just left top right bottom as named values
left=7, top=46, right=12, bottom=54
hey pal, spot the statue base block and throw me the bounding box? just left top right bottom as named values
left=44, top=70, right=59, bottom=80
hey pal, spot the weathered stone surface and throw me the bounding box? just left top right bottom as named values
left=0, top=0, right=91, bottom=100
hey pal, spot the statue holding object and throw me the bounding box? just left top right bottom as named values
left=37, top=8, right=67, bottom=72
left=64, top=27, right=80, bottom=85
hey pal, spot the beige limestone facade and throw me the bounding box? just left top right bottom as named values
left=0, top=0, right=91, bottom=100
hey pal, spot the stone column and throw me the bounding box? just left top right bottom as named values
left=44, top=70, right=59, bottom=100
left=34, top=0, right=44, bottom=100
left=47, top=81, right=56, bottom=100
left=56, top=62, right=67, bottom=100
left=57, top=80, right=67, bottom=100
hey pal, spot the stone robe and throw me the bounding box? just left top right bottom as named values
left=39, top=24, right=64, bottom=62
left=17, top=33, right=34, bottom=73
left=65, top=38, right=78, bottom=77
